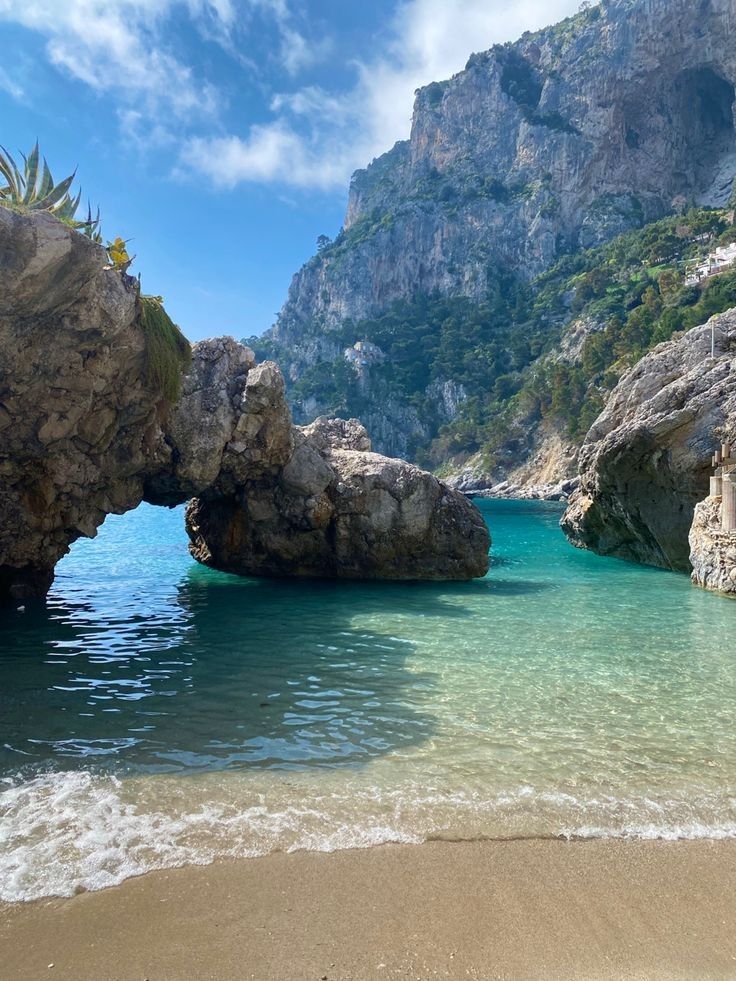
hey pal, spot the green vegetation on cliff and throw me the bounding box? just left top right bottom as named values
left=255, top=205, right=736, bottom=473
left=139, top=295, right=192, bottom=403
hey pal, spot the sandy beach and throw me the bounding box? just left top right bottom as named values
left=2, top=838, right=736, bottom=980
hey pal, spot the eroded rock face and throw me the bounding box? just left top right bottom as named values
left=689, top=497, right=736, bottom=595
left=186, top=417, right=490, bottom=581
left=0, top=208, right=169, bottom=599
left=0, top=210, right=299, bottom=601
left=264, top=0, right=736, bottom=456
left=148, top=340, right=294, bottom=503
left=562, top=313, right=736, bottom=571
left=0, top=210, right=489, bottom=599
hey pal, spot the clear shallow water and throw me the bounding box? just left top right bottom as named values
left=1, top=500, right=735, bottom=901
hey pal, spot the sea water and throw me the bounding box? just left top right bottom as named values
left=1, top=500, right=735, bottom=901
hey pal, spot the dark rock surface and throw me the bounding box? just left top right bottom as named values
left=0, top=207, right=168, bottom=599
left=561, top=312, right=736, bottom=571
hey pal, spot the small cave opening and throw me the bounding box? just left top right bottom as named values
left=677, top=67, right=735, bottom=144
left=672, top=67, right=736, bottom=204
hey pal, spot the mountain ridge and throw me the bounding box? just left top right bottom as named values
left=252, top=0, right=736, bottom=480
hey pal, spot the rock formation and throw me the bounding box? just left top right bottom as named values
left=187, top=417, right=490, bottom=581
left=562, top=312, right=736, bottom=571
left=689, top=497, right=736, bottom=595
left=0, top=209, right=489, bottom=601
left=0, top=206, right=172, bottom=599
left=258, top=0, right=736, bottom=464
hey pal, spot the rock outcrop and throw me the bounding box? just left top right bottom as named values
left=562, top=313, right=736, bottom=571
left=259, top=0, right=736, bottom=463
left=445, top=419, right=581, bottom=501
left=0, top=207, right=171, bottom=599
left=0, top=210, right=489, bottom=600
left=187, top=417, right=490, bottom=581
left=689, top=497, right=736, bottom=595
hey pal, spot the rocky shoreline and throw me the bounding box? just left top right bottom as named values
left=562, top=314, right=736, bottom=572
left=689, top=495, right=736, bottom=596
left=0, top=210, right=489, bottom=601
left=456, top=477, right=579, bottom=503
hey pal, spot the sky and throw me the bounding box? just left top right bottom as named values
left=0, top=0, right=581, bottom=341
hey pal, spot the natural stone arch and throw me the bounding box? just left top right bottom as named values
left=0, top=210, right=490, bottom=602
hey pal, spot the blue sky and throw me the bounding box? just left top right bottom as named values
left=0, top=0, right=580, bottom=341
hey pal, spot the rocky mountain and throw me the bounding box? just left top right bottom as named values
left=562, top=311, right=736, bottom=571
left=255, top=0, right=736, bottom=476
left=0, top=208, right=488, bottom=602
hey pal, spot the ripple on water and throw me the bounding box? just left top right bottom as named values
left=1, top=500, right=735, bottom=900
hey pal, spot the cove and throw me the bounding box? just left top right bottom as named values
left=1, top=500, right=735, bottom=901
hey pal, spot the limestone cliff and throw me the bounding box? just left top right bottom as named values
left=0, top=207, right=173, bottom=598
left=562, top=311, right=736, bottom=571
left=257, top=0, right=736, bottom=472
left=0, top=210, right=489, bottom=600
left=689, top=496, right=736, bottom=594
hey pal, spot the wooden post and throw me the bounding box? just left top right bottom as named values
left=722, top=473, right=736, bottom=532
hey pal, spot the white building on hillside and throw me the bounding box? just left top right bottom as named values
left=685, top=242, right=736, bottom=285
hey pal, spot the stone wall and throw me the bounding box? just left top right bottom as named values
left=690, top=497, right=736, bottom=595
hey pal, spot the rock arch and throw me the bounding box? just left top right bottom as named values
left=0, top=210, right=489, bottom=602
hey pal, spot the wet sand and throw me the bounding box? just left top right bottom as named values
left=2, top=838, right=736, bottom=980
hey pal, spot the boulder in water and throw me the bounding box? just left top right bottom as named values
left=186, top=417, right=490, bottom=581
left=562, top=312, right=736, bottom=571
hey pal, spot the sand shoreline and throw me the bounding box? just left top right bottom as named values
left=2, top=837, right=736, bottom=980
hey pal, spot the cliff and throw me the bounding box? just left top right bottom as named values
left=256, top=0, right=736, bottom=472
left=0, top=209, right=489, bottom=601
left=689, top=496, right=736, bottom=594
left=561, top=311, right=736, bottom=571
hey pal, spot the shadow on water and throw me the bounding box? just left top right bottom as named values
left=0, top=563, right=496, bottom=778
left=0, top=497, right=559, bottom=778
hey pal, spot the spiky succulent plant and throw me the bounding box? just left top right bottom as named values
left=0, top=141, right=101, bottom=241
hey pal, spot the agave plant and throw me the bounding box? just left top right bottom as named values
left=0, top=141, right=101, bottom=241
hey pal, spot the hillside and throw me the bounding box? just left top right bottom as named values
left=251, top=0, right=736, bottom=484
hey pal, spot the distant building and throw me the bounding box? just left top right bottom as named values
left=343, top=340, right=386, bottom=368
left=343, top=340, right=386, bottom=392
left=685, top=242, right=736, bottom=286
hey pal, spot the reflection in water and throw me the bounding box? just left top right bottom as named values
left=1, top=500, right=736, bottom=901
left=3, top=556, right=485, bottom=773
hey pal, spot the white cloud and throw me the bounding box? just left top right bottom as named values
left=0, top=0, right=586, bottom=191
left=0, top=0, right=226, bottom=117
left=184, top=122, right=349, bottom=189
left=0, top=0, right=334, bottom=124
left=278, top=25, right=333, bottom=76
left=0, top=65, right=23, bottom=102
left=183, top=0, right=583, bottom=191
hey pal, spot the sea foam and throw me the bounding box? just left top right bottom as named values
left=3, top=768, right=736, bottom=903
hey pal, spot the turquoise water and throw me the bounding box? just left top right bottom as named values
left=1, top=500, right=735, bottom=900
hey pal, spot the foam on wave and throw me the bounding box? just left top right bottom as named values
left=2, top=770, right=735, bottom=903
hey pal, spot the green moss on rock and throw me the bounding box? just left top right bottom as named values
left=139, top=295, right=192, bottom=403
